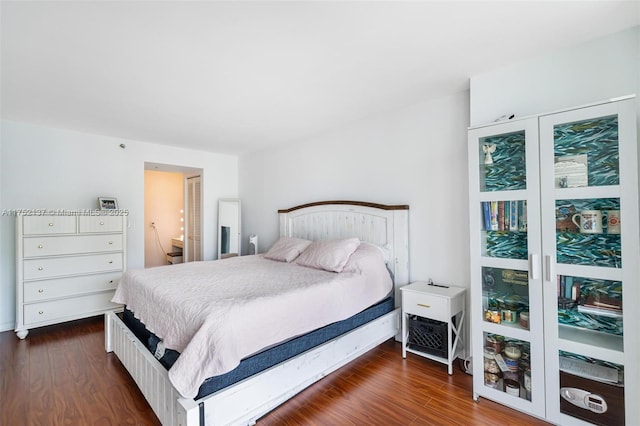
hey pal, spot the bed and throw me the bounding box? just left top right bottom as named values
left=104, top=200, right=409, bottom=425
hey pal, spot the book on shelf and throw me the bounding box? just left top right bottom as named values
left=579, top=294, right=622, bottom=317
left=490, top=201, right=499, bottom=231
left=498, top=201, right=505, bottom=231
left=558, top=276, right=581, bottom=301
left=509, top=201, right=519, bottom=231
left=518, top=200, right=527, bottom=231
left=483, top=202, right=491, bottom=231
left=504, top=201, right=511, bottom=230
left=577, top=304, right=623, bottom=318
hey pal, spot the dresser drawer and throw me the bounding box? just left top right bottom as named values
left=23, top=272, right=121, bottom=302
left=23, top=253, right=123, bottom=280
left=402, top=291, right=449, bottom=322
left=78, top=216, right=124, bottom=233
left=23, top=234, right=123, bottom=258
left=23, top=291, right=120, bottom=325
left=22, top=216, right=77, bottom=235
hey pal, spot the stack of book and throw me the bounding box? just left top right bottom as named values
left=578, top=295, right=623, bottom=318
left=482, top=200, right=527, bottom=232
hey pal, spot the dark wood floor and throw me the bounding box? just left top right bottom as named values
left=1, top=316, right=550, bottom=425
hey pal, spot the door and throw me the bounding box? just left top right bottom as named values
left=468, top=117, right=546, bottom=418
left=186, top=175, right=202, bottom=262
left=539, top=98, right=638, bottom=426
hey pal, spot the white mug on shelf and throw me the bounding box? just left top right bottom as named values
left=604, top=210, right=621, bottom=234
left=572, top=210, right=603, bottom=234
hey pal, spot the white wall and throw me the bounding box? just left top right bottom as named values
left=470, top=27, right=639, bottom=126
left=0, top=121, right=238, bottom=331
left=240, top=91, right=471, bottom=288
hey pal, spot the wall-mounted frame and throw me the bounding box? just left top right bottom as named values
left=98, top=197, right=119, bottom=210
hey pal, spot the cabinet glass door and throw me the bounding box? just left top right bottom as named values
left=468, top=118, right=545, bottom=417
left=540, top=99, right=638, bottom=425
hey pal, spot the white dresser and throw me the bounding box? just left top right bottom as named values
left=15, top=214, right=126, bottom=339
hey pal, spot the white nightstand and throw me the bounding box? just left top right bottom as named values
left=401, top=281, right=466, bottom=375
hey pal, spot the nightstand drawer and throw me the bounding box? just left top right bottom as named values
left=402, top=291, right=448, bottom=322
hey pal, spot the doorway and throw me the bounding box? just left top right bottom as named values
left=144, top=162, right=203, bottom=267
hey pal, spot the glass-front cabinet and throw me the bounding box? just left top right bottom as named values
left=468, top=97, right=638, bottom=425
left=468, top=117, right=546, bottom=418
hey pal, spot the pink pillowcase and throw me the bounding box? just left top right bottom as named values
left=295, top=237, right=361, bottom=273
left=342, top=242, right=387, bottom=273
left=264, top=237, right=312, bottom=263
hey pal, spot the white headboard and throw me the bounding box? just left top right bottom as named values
left=278, top=201, right=409, bottom=303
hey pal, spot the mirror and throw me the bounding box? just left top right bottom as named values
left=218, top=199, right=241, bottom=259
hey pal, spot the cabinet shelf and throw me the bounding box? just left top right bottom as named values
left=558, top=326, right=624, bottom=365
left=479, top=190, right=529, bottom=202
left=479, top=257, right=528, bottom=271
left=482, top=321, right=531, bottom=342
left=555, top=264, right=622, bottom=282
left=553, top=185, right=620, bottom=200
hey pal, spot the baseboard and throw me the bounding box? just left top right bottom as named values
left=0, top=321, right=15, bottom=333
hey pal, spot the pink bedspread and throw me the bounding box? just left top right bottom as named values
left=112, top=249, right=392, bottom=398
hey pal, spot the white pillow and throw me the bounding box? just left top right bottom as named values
left=364, top=242, right=391, bottom=264
left=264, top=237, right=312, bottom=263
left=342, top=242, right=388, bottom=273
left=295, top=237, right=361, bottom=273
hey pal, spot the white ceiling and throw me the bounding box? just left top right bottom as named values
left=2, top=1, right=639, bottom=155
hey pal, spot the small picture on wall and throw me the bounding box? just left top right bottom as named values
left=98, top=197, right=119, bottom=210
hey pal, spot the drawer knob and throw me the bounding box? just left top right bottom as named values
left=38, top=267, right=44, bottom=271
left=108, top=241, right=113, bottom=245
left=108, top=260, right=113, bottom=264
left=38, top=310, right=44, bottom=315
left=38, top=289, right=44, bottom=293
left=48, top=223, right=54, bottom=227
left=38, top=244, right=43, bottom=249
left=109, top=280, right=114, bottom=284
left=100, top=221, right=105, bottom=225
left=417, top=303, right=431, bottom=308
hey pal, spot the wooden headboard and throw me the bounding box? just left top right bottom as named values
left=278, top=201, right=410, bottom=303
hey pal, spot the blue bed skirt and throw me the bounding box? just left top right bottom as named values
left=123, top=296, right=394, bottom=399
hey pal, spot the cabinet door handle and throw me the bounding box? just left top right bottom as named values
left=529, top=254, right=539, bottom=280
left=545, top=255, right=553, bottom=282
left=417, top=303, right=431, bottom=308
left=38, top=244, right=43, bottom=249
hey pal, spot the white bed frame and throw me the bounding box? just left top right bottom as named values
left=105, top=200, right=409, bottom=425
